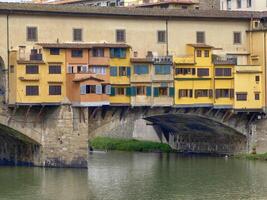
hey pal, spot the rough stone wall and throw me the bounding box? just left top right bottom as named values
left=199, top=0, right=220, bottom=10
left=41, top=106, right=88, bottom=168
left=254, top=118, right=267, bottom=153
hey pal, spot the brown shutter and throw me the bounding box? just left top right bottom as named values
left=209, top=90, right=213, bottom=98
left=179, top=90, right=182, bottom=98
left=195, top=90, right=198, bottom=98
left=215, top=89, right=220, bottom=99
left=230, top=89, right=234, bottom=99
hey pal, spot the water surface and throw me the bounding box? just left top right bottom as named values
left=1, top=152, right=267, bottom=200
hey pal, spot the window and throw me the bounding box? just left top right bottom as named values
left=237, top=0, right=242, bottom=8
left=92, top=48, right=104, bottom=57
left=71, top=49, right=83, bottom=57
left=49, top=65, right=61, bottom=74
left=255, top=93, right=260, bottom=100
left=134, top=65, right=149, bottom=75
left=215, top=68, right=232, bottom=76
left=10, top=65, right=14, bottom=73
left=86, top=85, right=96, bottom=94
left=234, top=32, right=241, bottom=44
left=119, top=66, right=127, bottom=76
left=90, top=66, right=106, bottom=75
left=50, top=48, right=60, bottom=55
left=110, top=67, right=117, bottom=76
left=26, top=86, right=39, bottom=96
left=73, top=28, right=82, bottom=41
left=195, top=89, right=212, bottom=98
left=215, top=89, right=232, bottom=98
left=196, top=31, right=205, bottom=43
left=176, top=68, right=195, bottom=75
left=26, top=65, right=39, bottom=74
left=236, top=92, right=247, bottom=101
left=110, top=48, right=126, bottom=58
left=137, top=86, right=146, bottom=95
left=77, top=65, right=88, bottom=73
left=197, top=68, right=209, bottom=76
left=155, top=65, right=171, bottom=75
left=158, top=87, right=168, bottom=96
left=227, top=0, right=231, bottom=10
left=67, top=65, right=74, bottom=74
left=157, top=31, right=166, bottom=43
left=27, top=27, right=38, bottom=41
left=116, top=87, right=125, bottom=95
left=255, top=75, right=260, bottom=82
left=116, top=29, right=126, bottom=42
left=178, top=89, right=193, bottom=98
left=247, top=0, right=251, bottom=7
left=204, top=50, right=209, bottom=57
left=196, top=50, right=202, bottom=57
left=49, top=85, right=61, bottom=95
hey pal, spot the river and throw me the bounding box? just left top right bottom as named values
left=0, top=152, right=267, bottom=200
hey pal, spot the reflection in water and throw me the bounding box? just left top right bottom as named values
left=1, top=152, right=267, bottom=200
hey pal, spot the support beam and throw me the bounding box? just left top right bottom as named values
left=7, top=105, right=18, bottom=124
left=22, top=105, right=32, bottom=128
left=34, top=105, right=45, bottom=127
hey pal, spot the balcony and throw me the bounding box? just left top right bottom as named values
left=235, top=65, right=261, bottom=73
left=213, top=55, right=237, bottom=65
left=174, top=56, right=195, bottom=64
left=153, top=56, right=173, bottom=65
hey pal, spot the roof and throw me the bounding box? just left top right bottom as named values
left=36, top=43, right=131, bottom=49
left=136, top=0, right=197, bottom=8
left=187, top=44, right=214, bottom=48
left=72, top=75, right=104, bottom=82
left=0, top=2, right=263, bottom=20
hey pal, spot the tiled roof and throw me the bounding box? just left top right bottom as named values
left=0, top=2, right=263, bottom=19
left=36, top=43, right=131, bottom=49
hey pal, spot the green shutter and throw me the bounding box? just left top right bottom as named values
left=169, top=87, right=174, bottom=97
left=146, top=86, right=151, bottom=96
left=131, top=87, right=137, bottom=96
left=126, top=87, right=131, bottom=96
left=127, top=67, right=131, bottom=76
left=154, top=87, right=159, bottom=97
left=110, top=87, right=115, bottom=96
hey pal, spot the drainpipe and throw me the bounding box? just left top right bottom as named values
left=6, top=13, right=10, bottom=105
left=166, top=18, right=169, bottom=56
left=264, top=31, right=267, bottom=112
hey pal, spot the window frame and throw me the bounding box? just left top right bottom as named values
left=26, top=65, right=39, bottom=74
left=26, top=26, right=38, bottom=42
left=196, top=31, right=205, bottom=44
left=26, top=85, right=39, bottom=96
left=71, top=49, right=83, bottom=58
left=49, top=85, right=62, bottom=96
left=157, top=30, right=166, bottom=43
left=49, top=65, right=61, bottom=74
left=73, top=28, right=83, bottom=42
left=233, top=32, right=242, bottom=44
left=116, top=29, right=126, bottom=43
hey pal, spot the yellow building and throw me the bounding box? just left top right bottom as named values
left=174, top=44, right=214, bottom=107
left=234, top=65, right=263, bottom=111
left=109, top=47, right=131, bottom=105
left=9, top=45, right=66, bottom=106
left=213, top=59, right=235, bottom=109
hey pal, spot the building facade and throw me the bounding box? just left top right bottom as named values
left=0, top=3, right=266, bottom=112
left=220, top=0, right=267, bottom=11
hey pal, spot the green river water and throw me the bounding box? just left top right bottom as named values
left=0, top=152, right=267, bottom=200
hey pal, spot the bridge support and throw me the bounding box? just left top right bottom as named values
left=41, top=105, right=88, bottom=168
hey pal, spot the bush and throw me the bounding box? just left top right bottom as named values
left=89, top=137, right=173, bottom=153
left=235, top=153, right=267, bottom=161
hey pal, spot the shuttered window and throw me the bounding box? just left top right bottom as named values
left=67, top=65, right=74, bottom=74
left=255, top=92, right=260, bottom=100
left=49, top=65, right=61, bottom=74
left=196, top=31, right=205, bottom=43
left=233, top=32, right=241, bottom=44
left=155, top=65, right=171, bottom=75
left=92, top=48, right=104, bottom=57
left=27, top=27, right=38, bottom=41
left=178, top=89, right=193, bottom=98
left=175, top=68, right=195, bottom=75
left=116, top=29, right=126, bottom=42
left=71, top=49, right=83, bottom=57
left=26, top=86, right=39, bottom=96
left=119, top=66, right=127, bottom=76
left=134, top=65, right=149, bottom=75
left=215, top=89, right=231, bottom=98
left=90, top=66, right=106, bottom=75
left=50, top=48, right=60, bottom=55
left=49, top=85, right=61, bottom=95
left=73, top=28, right=82, bottom=42
left=137, top=86, right=146, bottom=95
left=110, top=48, right=126, bottom=58
left=196, top=50, right=202, bottom=57
left=197, top=68, right=209, bottom=77
left=110, top=67, right=117, bottom=76
left=105, top=85, right=111, bottom=95
left=157, top=31, right=166, bottom=43
left=195, top=89, right=213, bottom=98
left=26, top=65, right=39, bottom=74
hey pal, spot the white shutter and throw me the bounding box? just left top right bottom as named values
left=67, top=65, right=73, bottom=73
left=105, top=85, right=111, bottom=95
left=81, top=65, right=88, bottom=73
left=96, top=85, right=102, bottom=94
left=80, top=85, right=86, bottom=95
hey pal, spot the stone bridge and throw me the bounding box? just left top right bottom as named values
left=88, top=106, right=266, bottom=155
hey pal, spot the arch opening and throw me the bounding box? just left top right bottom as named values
left=145, top=114, right=247, bottom=155
left=0, top=124, right=40, bottom=166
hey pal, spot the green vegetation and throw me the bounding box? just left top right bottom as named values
left=235, top=153, right=267, bottom=161
left=89, top=137, right=173, bottom=153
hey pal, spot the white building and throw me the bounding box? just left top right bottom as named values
left=220, top=0, right=267, bottom=11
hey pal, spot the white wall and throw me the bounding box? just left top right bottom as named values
left=221, top=0, right=267, bottom=11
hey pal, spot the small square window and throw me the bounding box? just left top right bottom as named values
left=73, top=28, right=83, bottom=42
left=196, top=32, right=205, bottom=43
left=116, top=29, right=126, bottom=42
left=255, top=75, right=260, bottom=82
left=196, top=50, right=202, bottom=57
left=71, top=49, right=83, bottom=58
left=157, top=31, right=166, bottom=43
left=50, top=48, right=60, bottom=55
left=204, top=50, right=209, bottom=57
left=27, top=27, right=38, bottom=42
left=234, top=32, right=242, bottom=44
left=255, top=93, right=260, bottom=100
